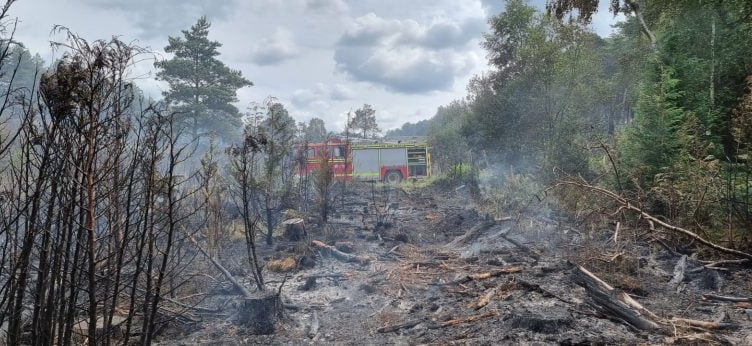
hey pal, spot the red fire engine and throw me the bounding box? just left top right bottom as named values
left=297, top=139, right=430, bottom=183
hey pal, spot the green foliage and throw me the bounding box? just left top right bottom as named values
left=726, top=76, right=752, bottom=248
left=385, top=119, right=430, bottom=138
left=427, top=100, right=472, bottom=173
left=0, top=44, right=45, bottom=92
left=619, top=65, right=685, bottom=186
left=456, top=0, right=606, bottom=178
left=543, top=116, right=592, bottom=182
left=447, top=163, right=477, bottom=183
left=432, top=163, right=480, bottom=198
left=312, top=145, right=335, bottom=224
left=303, top=117, right=327, bottom=142
left=403, top=0, right=752, bottom=250
left=248, top=98, right=297, bottom=245
left=155, top=16, right=252, bottom=139
left=348, top=104, right=380, bottom=139
left=478, top=171, right=541, bottom=218
left=482, top=0, right=537, bottom=76
left=611, top=1, right=752, bottom=249
left=256, top=101, right=296, bottom=175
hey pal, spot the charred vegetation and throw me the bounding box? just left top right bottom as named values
left=0, top=0, right=751, bottom=344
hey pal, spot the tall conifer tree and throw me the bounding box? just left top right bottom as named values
left=155, top=17, right=252, bottom=139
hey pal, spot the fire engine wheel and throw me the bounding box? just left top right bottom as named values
left=385, top=170, right=403, bottom=184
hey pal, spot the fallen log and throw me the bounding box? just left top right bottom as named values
left=572, top=265, right=661, bottom=331
left=701, top=294, right=752, bottom=303
left=701, top=259, right=750, bottom=267
left=498, top=233, right=540, bottom=261
left=446, top=220, right=497, bottom=247
left=312, top=240, right=370, bottom=265
left=670, top=317, right=737, bottom=330
left=668, top=332, right=738, bottom=345
left=578, top=266, right=660, bottom=320
left=376, top=319, right=423, bottom=333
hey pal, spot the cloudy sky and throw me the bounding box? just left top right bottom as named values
left=10, top=0, right=621, bottom=132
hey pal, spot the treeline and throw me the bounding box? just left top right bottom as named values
left=423, top=0, right=752, bottom=250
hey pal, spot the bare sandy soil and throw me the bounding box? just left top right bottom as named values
left=157, top=183, right=752, bottom=345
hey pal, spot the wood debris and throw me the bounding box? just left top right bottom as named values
left=450, top=267, right=523, bottom=285
left=312, top=240, right=371, bottom=265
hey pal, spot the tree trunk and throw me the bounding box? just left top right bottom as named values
left=710, top=16, right=716, bottom=107
left=266, top=207, right=274, bottom=245
left=626, top=0, right=657, bottom=51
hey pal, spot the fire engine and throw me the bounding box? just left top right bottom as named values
left=297, top=139, right=430, bottom=183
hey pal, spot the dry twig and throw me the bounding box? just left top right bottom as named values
left=556, top=179, right=752, bottom=262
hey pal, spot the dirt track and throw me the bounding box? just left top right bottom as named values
left=161, top=183, right=752, bottom=345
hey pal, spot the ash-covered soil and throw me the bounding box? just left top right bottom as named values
left=158, top=183, right=752, bottom=345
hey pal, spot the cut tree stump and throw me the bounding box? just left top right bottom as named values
left=283, top=218, right=306, bottom=241
left=235, top=291, right=282, bottom=335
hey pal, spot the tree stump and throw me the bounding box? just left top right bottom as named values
left=282, top=218, right=306, bottom=241
left=235, top=291, right=281, bottom=335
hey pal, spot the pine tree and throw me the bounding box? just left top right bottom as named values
left=305, top=117, right=327, bottom=142
left=155, top=16, right=252, bottom=139
left=348, top=104, right=380, bottom=139
left=620, top=65, right=685, bottom=186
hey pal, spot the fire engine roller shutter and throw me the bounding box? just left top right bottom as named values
left=352, top=149, right=379, bottom=179
left=379, top=148, right=407, bottom=166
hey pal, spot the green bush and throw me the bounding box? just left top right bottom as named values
left=431, top=163, right=480, bottom=197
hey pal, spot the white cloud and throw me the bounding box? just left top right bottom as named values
left=291, top=88, right=318, bottom=107
left=250, top=28, right=300, bottom=65
left=337, top=13, right=406, bottom=46
left=330, top=84, right=356, bottom=100
left=413, top=18, right=486, bottom=49
left=80, top=0, right=239, bottom=39
left=334, top=13, right=481, bottom=93
left=291, top=83, right=355, bottom=108
left=305, top=0, right=348, bottom=15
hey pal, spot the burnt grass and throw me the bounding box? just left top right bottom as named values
left=159, top=183, right=752, bottom=345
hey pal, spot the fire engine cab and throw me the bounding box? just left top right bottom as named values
left=297, top=139, right=430, bottom=183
